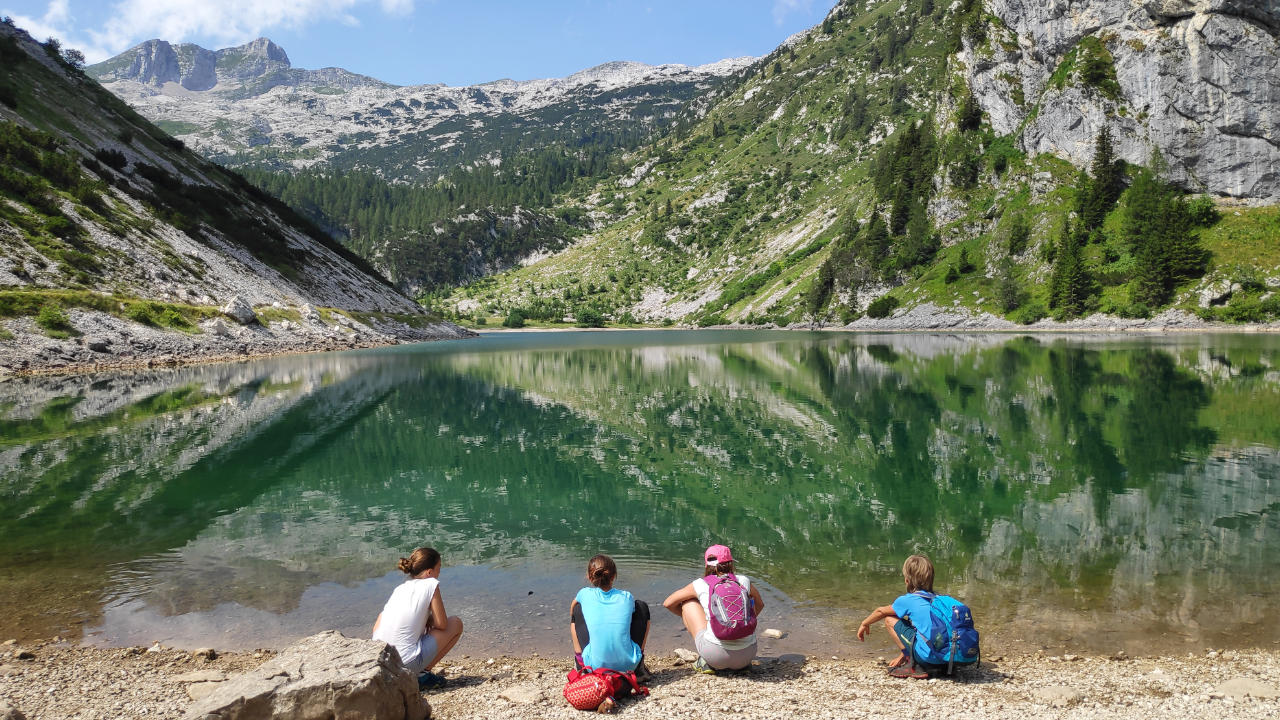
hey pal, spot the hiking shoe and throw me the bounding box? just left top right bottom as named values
left=417, top=670, right=447, bottom=691
left=692, top=656, right=717, bottom=675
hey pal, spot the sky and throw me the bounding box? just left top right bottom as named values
left=1, top=0, right=833, bottom=87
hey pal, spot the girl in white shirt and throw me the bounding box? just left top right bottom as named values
left=372, top=547, right=464, bottom=690
left=662, top=544, right=764, bottom=672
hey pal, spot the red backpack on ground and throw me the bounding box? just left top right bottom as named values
left=562, top=665, right=649, bottom=711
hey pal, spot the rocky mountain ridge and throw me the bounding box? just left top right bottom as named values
left=0, top=21, right=470, bottom=375
left=962, top=0, right=1280, bottom=201
left=88, top=38, right=754, bottom=179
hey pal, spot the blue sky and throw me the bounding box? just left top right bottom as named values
left=1, top=0, right=833, bottom=86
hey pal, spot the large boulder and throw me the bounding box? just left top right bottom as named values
left=221, top=296, right=258, bottom=325
left=183, top=631, right=428, bottom=720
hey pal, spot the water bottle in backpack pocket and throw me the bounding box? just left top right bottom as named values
left=705, top=573, right=757, bottom=641
left=913, top=591, right=980, bottom=674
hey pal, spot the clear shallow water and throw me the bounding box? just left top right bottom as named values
left=1, top=330, right=1278, bottom=657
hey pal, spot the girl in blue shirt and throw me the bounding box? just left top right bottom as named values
left=569, top=555, right=651, bottom=678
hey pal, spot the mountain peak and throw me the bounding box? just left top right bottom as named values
left=229, top=37, right=290, bottom=65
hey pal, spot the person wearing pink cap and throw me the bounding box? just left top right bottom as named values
left=662, top=544, right=764, bottom=673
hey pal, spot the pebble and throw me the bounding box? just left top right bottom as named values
left=1032, top=686, right=1082, bottom=707
left=498, top=684, right=544, bottom=705
left=1209, top=678, right=1280, bottom=700
left=762, top=628, right=786, bottom=639
left=673, top=648, right=699, bottom=663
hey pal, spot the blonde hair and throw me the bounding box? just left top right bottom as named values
left=703, top=561, right=734, bottom=577
left=903, top=554, right=934, bottom=593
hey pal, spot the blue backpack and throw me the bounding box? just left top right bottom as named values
left=911, top=591, right=980, bottom=674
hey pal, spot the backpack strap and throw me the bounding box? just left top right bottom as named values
left=590, top=668, right=649, bottom=698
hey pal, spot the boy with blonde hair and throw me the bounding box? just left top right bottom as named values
left=856, top=554, right=952, bottom=679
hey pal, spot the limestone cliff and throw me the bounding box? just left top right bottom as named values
left=961, top=0, right=1279, bottom=201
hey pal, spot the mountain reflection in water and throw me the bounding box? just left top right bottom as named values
left=1, top=331, right=1277, bottom=654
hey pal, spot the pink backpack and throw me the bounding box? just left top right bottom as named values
left=705, top=573, right=756, bottom=641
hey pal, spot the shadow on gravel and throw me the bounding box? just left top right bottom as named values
left=926, top=663, right=1011, bottom=685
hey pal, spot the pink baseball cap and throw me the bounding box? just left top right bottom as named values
left=704, top=545, right=734, bottom=564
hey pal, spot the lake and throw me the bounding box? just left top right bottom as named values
left=1, top=330, right=1277, bottom=658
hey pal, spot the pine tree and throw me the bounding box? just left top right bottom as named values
left=996, top=255, right=1024, bottom=312
left=1049, top=219, right=1095, bottom=318
left=1124, top=158, right=1207, bottom=307
left=1077, top=127, right=1123, bottom=233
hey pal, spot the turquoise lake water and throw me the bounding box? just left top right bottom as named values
left=1, top=330, right=1277, bottom=657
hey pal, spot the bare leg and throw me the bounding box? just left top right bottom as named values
left=423, top=615, right=464, bottom=671
left=883, top=617, right=908, bottom=668
left=679, top=600, right=707, bottom=643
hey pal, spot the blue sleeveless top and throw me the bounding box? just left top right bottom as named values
left=575, top=587, right=642, bottom=671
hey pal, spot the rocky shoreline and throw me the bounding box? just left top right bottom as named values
left=4, top=301, right=1276, bottom=379
left=1, top=638, right=1278, bottom=720
left=0, top=303, right=475, bottom=378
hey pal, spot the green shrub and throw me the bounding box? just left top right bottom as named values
left=1221, top=294, right=1269, bottom=323
left=697, top=313, right=727, bottom=327
left=35, top=303, right=73, bottom=337
left=502, top=309, right=526, bottom=328
left=1010, top=301, right=1048, bottom=325
left=94, top=148, right=127, bottom=171
left=866, top=295, right=900, bottom=319
left=123, top=300, right=196, bottom=331
left=575, top=307, right=605, bottom=328
left=1187, top=196, right=1221, bottom=227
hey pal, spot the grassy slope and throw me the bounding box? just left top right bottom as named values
left=442, top=0, right=1277, bottom=329
left=0, top=23, right=432, bottom=337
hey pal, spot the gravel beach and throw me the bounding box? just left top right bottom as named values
left=2, top=640, right=1278, bottom=719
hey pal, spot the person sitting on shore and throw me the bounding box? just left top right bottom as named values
left=662, top=544, right=763, bottom=673
left=372, top=546, right=464, bottom=691
left=856, top=553, right=979, bottom=678
left=570, top=554, right=651, bottom=681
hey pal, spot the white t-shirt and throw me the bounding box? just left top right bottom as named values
left=693, top=574, right=755, bottom=650
left=372, top=577, right=438, bottom=666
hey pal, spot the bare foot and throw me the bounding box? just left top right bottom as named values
left=596, top=697, right=617, bottom=714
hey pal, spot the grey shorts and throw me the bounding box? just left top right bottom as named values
left=695, top=633, right=757, bottom=670
left=402, top=633, right=439, bottom=674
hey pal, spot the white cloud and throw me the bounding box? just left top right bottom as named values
left=4, top=0, right=70, bottom=44
left=4, top=0, right=417, bottom=63
left=772, top=0, right=815, bottom=25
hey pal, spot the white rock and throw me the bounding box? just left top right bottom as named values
left=1209, top=678, right=1280, bottom=699
left=182, top=631, right=428, bottom=720
left=1032, top=686, right=1082, bottom=707
left=673, top=648, right=699, bottom=662
left=185, top=682, right=221, bottom=702
left=499, top=684, right=544, bottom=704
left=762, top=628, right=785, bottom=639
left=220, top=296, right=257, bottom=325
